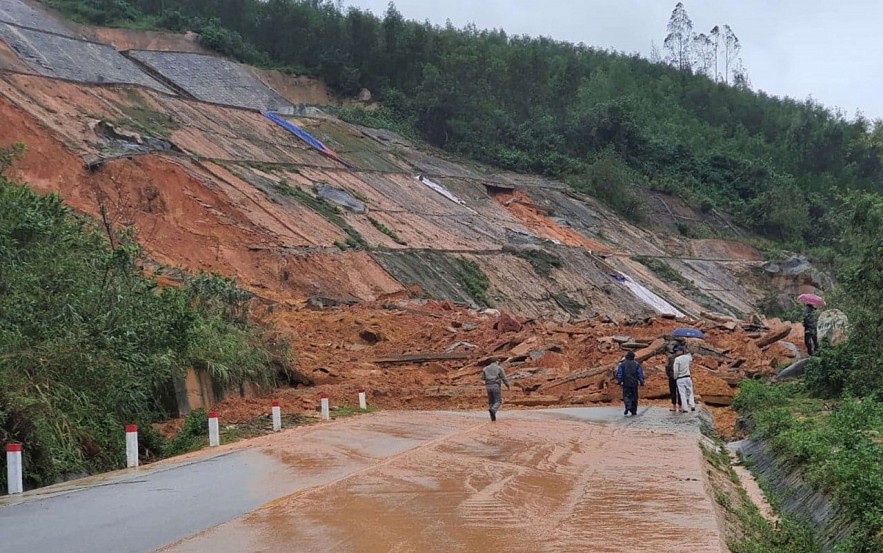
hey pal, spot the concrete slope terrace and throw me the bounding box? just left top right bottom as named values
left=0, top=0, right=764, bottom=322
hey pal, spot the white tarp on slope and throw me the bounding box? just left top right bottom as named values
left=616, top=273, right=685, bottom=317
left=417, top=175, right=466, bottom=206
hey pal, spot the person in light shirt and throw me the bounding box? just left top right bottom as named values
left=672, top=344, right=696, bottom=413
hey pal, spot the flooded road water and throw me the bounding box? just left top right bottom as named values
left=159, top=408, right=725, bottom=553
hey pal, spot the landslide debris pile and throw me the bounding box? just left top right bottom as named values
left=212, top=300, right=800, bottom=423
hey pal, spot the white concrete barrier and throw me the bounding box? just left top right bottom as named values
left=320, top=394, right=330, bottom=421
left=358, top=390, right=367, bottom=410
left=271, top=400, right=281, bottom=432
left=6, top=443, right=23, bottom=495
left=208, top=411, right=220, bottom=447
left=125, top=425, right=139, bottom=468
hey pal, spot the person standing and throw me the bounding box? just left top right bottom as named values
left=481, top=361, right=510, bottom=421
left=615, top=351, right=645, bottom=417
left=665, top=346, right=683, bottom=412
left=672, top=345, right=696, bottom=413
left=803, top=304, right=819, bottom=356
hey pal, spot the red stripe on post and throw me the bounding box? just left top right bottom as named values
left=320, top=393, right=328, bottom=399
left=272, top=400, right=280, bottom=407
left=6, top=443, right=22, bottom=452
left=125, top=424, right=138, bottom=433
left=208, top=411, right=218, bottom=419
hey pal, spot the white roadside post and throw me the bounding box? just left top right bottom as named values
left=358, top=390, right=367, bottom=411
left=208, top=411, right=220, bottom=447
left=320, top=393, right=330, bottom=421
left=6, top=443, right=23, bottom=495
left=271, top=400, right=282, bottom=432
left=125, top=425, right=139, bottom=468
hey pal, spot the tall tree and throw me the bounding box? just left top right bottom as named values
left=692, top=32, right=714, bottom=78
left=723, top=24, right=741, bottom=85
left=663, top=2, right=694, bottom=71
left=709, top=25, right=721, bottom=81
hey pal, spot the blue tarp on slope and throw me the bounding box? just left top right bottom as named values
left=264, top=111, right=329, bottom=152
left=263, top=112, right=345, bottom=164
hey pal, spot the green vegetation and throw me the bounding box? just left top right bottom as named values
left=0, top=147, right=284, bottom=489
left=114, top=89, right=179, bottom=138
left=507, top=247, right=563, bottom=278
left=162, top=408, right=209, bottom=456
left=804, top=194, right=883, bottom=397
left=455, top=257, right=490, bottom=307
left=552, top=292, right=585, bottom=315
left=39, top=0, right=883, bottom=250
left=368, top=216, right=406, bottom=245
left=330, top=404, right=378, bottom=418
left=700, top=440, right=820, bottom=553
left=271, top=180, right=366, bottom=250
left=734, top=381, right=883, bottom=551
left=728, top=194, right=883, bottom=552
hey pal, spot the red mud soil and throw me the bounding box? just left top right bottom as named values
left=210, top=299, right=794, bottom=443
left=493, top=190, right=613, bottom=252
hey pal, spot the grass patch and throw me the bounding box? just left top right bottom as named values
left=114, top=89, right=178, bottom=138
left=330, top=405, right=378, bottom=418
left=507, top=247, right=563, bottom=278
left=455, top=257, right=491, bottom=307
left=368, top=217, right=406, bottom=245
left=552, top=292, right=585, bottom=314
left=273, top=180, right=366, bottom=249
left=219, top=413, right=313, bottom=442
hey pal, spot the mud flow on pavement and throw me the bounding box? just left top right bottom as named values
left=162, top=408, right=725, bottom=553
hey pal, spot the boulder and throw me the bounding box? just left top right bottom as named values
left=817, top=309, right=848, bottom=346
left=495, top=311, right=524, bottom=333
left=359, top=329, right=386, bottom=344
left=509, top=396, right=561, bottom=407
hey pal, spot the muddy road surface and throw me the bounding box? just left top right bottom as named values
left=1, top=408, right=725, bottom=553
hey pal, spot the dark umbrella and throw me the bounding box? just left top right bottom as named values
left=671, top=327, right=705, bottom=339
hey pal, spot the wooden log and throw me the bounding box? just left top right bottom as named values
left=540, top=366, right=610, bottom=391
left=636, top=339, right=667, bottom=362
left=701, top=311, right=738, bottom=324
left=701, top=394, right=733, bottom=406
left=755, top=325, right=792, bottom=348
left=373, top=352, right=472, bottom=364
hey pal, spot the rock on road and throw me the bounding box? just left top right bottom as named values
left=0, top=408, right=726, bottom=553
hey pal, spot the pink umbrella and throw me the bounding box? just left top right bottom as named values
left=798, top=293, right=826, bottom=308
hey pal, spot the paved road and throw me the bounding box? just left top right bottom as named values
left=0, top=408, right=725, bottom=553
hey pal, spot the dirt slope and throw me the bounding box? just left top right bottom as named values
left=0, top=4, right=798, bottom=427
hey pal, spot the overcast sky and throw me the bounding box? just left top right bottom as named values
left=343, top=0, right=883, bottom=120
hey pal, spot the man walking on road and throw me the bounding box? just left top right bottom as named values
left=481, top=361, right=510, bottom=421
left=615, top=351, right=645, bottom=416
left=672, top=345, right=696, bottom=413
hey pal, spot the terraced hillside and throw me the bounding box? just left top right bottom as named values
left=0, top=0, right=772, bottom=322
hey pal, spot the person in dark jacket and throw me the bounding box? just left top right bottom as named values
left=803, top=304, right=819, bottom=356
left=615, top=351, right=645, bottom=417
left=665, top=345, right=683, bottom=412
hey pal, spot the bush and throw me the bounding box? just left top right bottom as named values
left=163, top=408, right=208, bottom=456
left=0, top=167, right=280, bottom=488
left=568, top=149, right=647, bottom=220
left=455, top=257, right=490, bottom=307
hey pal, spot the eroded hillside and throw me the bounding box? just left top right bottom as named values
left=0, top=0, right=806, bottom=417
